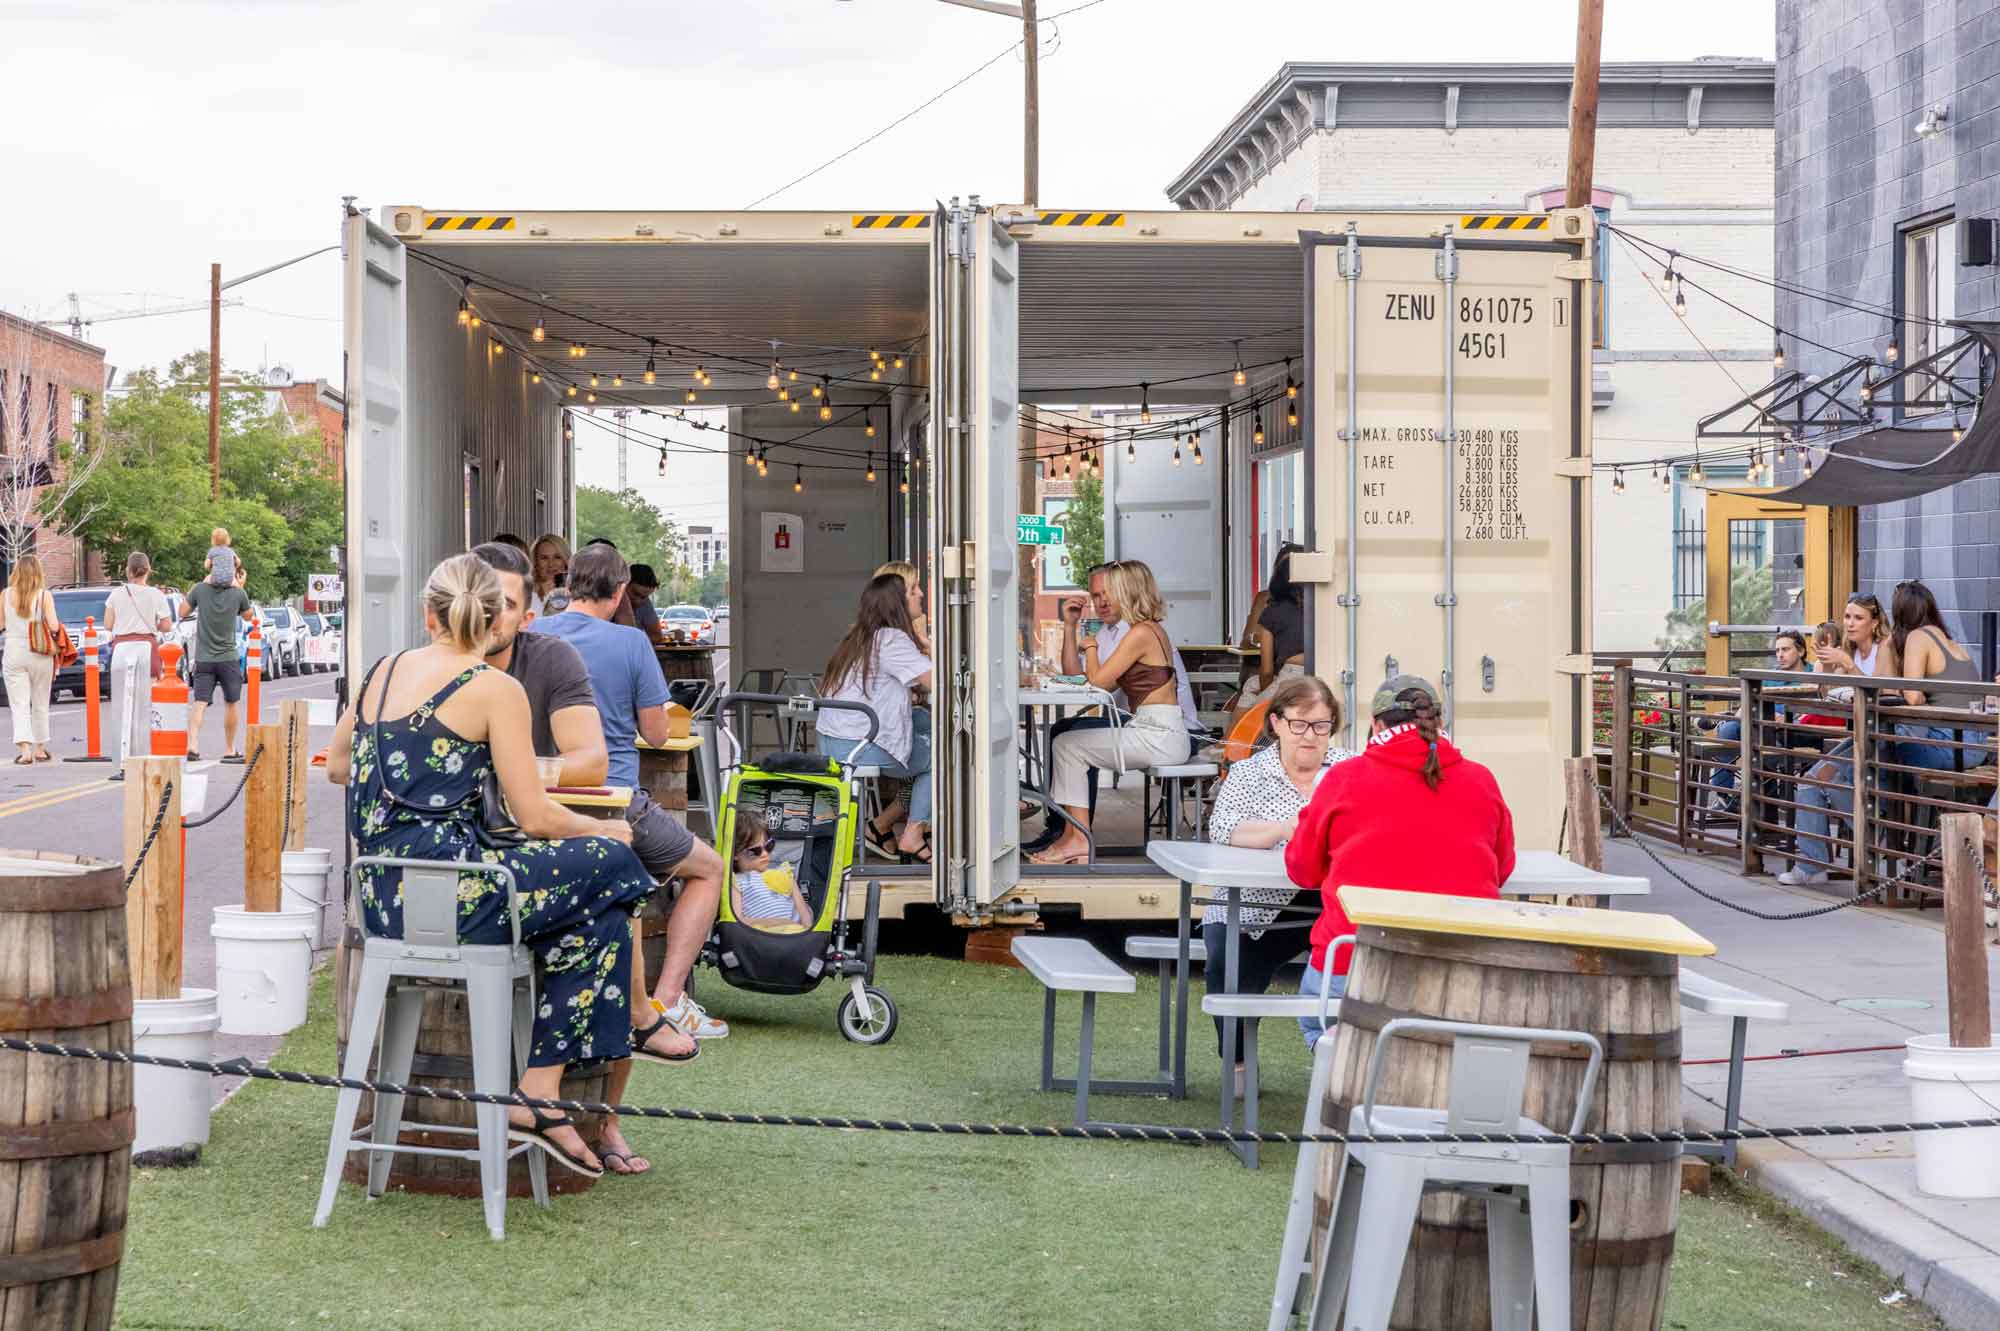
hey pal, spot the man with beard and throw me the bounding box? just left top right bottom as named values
left=469, top=542, right=607, bottom=786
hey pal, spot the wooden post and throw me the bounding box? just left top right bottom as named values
left=1610, top=662, right=1632, bottom=829
left=1564, top=0, right=1606, bottom=209
left=123, top=757, right=184, bottom=999
left=280, top=699, right=312, bottom=851
left=1942, top=812, right=1991, bottom=1048
left=244, top=722, right=284, bottom=911
left=1563, top=756, right=1603, bottom=871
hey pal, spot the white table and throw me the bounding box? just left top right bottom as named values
left=1020, top=684, right=1122, bottom=857
left=1143, top=842, right=1650, bottom=1106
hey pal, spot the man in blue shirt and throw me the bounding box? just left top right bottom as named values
left=534, top=543, right=728, bottom=1066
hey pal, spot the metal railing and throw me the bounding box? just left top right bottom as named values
left=1600, top=663, right=1999, bottom=903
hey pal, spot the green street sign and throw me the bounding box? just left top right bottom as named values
left=1017, top=515, right=1066, bottom=546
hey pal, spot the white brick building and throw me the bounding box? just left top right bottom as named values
left=1167, top=61, right=1776, bottom=651
left=687, top=523, right=727, bottom=577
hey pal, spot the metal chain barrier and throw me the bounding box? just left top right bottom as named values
left=4, top=1033, right=1996, bottom=1149
left=1594, top=777, right=1896, bottom=921
left=121, top=781, right=175, bottom=892
left=185, top=745, right=263, bottom=830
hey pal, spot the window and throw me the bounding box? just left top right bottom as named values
left=1670, top=464, right=1750, bottom=608
left=70, top=391, right=89, bottom=441
left=44, top=383, right=57, bottom=452
left=1902, top=216, right=1957, bottom=380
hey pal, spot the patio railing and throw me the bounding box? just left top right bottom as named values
left=1597, top=662, right=1999, bottom=904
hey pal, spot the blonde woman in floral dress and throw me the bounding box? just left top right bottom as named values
left=327, top=553, right=682, bottom=1180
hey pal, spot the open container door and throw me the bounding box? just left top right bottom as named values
left=340, top=210, right=409, bottom=679
left=932, top=205, right=1023, bottom=916
left=1302, top=216, right=1592, bottom=851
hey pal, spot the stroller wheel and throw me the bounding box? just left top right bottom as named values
left=836, top=984, right=898, bottom=1045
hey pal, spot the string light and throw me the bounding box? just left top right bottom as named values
left=870, top=364, right=882, bottom=381
left=788, top=368, right=799, bottom=382
left=1285, top=358, right=1298, bottom=400
left=589, top=373, right=600, bottom=388
left=1139, top=383, right=1151, bottom=424
left=893, top=354, right=905, bottom=370
left=1232, top=341, right=1246, bottom=387
left=1191, top=439, right=1203, bottom=466
left=490, top=340, right=503, bottom=357
left=1885, top=327, right=1900, bottom=363
left=1859, top=376, right=1873, bottom=404
left=570, top=342, right=587, bottom=359
left=1126, top=439, right=1136, bottom=464
left=586, top=391, right=597, bottom=403
left=686, top=386, right=698, bottom=404
left=562, top=412, right=574, bottom=442
left=812, top=378, right=824, bottom=399
left=529, top=369, right=541, bottom=385
left=1673, top=275, right=1687, bottom=317
left=1953, top=414, right=1965, bottom=444
left=1659, top=468, right=1670, bottom=493
left=777, top=385, right=790, bottom=401
left=768, top=359, right=782, bottom=391
left=457, top=297, right=470, bottom=327
left=1612, top=468, right=1625, bottom=495
left=1172, top=440, right=1182, bottom=466
left=695, top=364, right=708, bottom=385
left=1253, top=413, right=1265, bottom=447
left=745, top=447, right=756, bottom=468
left=611, top=373, right=623, bottom=388
left=643, top=343, right=657, bottom=384
left=868, top=347, right=879, bottom=362
left=657, top=451, right=667, bottom=476
left=791, top=398, right=803, bottom=413
left=757, top=449, right=769, bottom=478
left=793, top=464, right=804, bottom=493
left=532, top=313, right=545, bottom=343
left=866, top=453, right=877, bottom=483
left=865, top=410, right=877, bottom=439
left=566, top=384, right=577, bottom=398
left=819, top=384, right=834, bottom=422
left=1287, top=402, right=1299, bottom=429
left=1802, top=449, right=1814, bottom=478
left=1772, top=337, right=1785, bottom=370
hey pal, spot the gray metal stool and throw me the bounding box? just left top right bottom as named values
left=313, top=857, right=548, bottom=1241
left=1145, top=761, right=1221, bottom=839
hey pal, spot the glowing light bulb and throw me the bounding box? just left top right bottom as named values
left=532, top=316, right=545, bottom=343
left=866, top=453, right=877, bottom=483
left=1773, top=340, right=1785, bottom=370
left=768, top=362, right=781, bottom=390
left=1126, top=440, right=1136, bottom=463
left=657, top=453, right=667, bottom=476
left=457, top=299, right=470, bottom=327
left=1172, top=441, right=1182, bottom=466
left=793, top=465, right=803, bottom=493
left=611, top=373, right=623, bottom=388
left=530, top=370, right=541, bottom=384
left=1139, top=384, right=1151, bottom=424
left=1253, top=414, right=1265, bottom=447
left=686, top=387, right=698, bottom=404
left=893, top=355, right=905, bottom=370
left=643, top=354, right=657, bottom=385
left=1192, top=441, right=1203, bottom=466
left=589, top=373, right=600, bottom=388
left=566, top=384, right=577, bottom=398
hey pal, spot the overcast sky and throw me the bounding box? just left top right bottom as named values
left=0, top=0, right=1774, bottom=528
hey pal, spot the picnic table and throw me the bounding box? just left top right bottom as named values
left=1142, top=841, right=1652, bottom=1102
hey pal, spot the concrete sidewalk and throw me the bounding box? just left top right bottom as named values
left=1607, top=838, right=2000, bottom=1329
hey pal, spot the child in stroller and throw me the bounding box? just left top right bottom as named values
left=732, top=810, right=813, bottom=931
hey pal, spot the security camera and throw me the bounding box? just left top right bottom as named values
left=1915, top=104, right=1949, bottom=139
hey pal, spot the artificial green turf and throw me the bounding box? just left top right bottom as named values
left=115, top=954, right=1943, bottom=1330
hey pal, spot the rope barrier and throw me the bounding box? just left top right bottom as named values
left=185, top=746, right=262, bottom=830
left=121, top=782, right=175, bottom=892
left=4, top=1035, right=1994, bottom=1149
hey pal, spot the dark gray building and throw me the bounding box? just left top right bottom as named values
left=1776, top=0, right=2000, bottom=635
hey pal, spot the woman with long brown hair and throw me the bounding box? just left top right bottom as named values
left=816, top=573, right=935, bottom=862
left=0, top=555, right=60, bottom=763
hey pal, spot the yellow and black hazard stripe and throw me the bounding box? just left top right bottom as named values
left=850, top=213, right=932, bottom=229
left=1459, top=214, right=1550, bottom=232
left=1038, top=211, right=1125, bottom=227
left=425, top=215, right=517, bottom=232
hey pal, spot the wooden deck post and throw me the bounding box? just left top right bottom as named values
left=123, top=756, right=185, bottom=999
left=1610, top=662, right=1633, bottom=831
left=1942, top=812, right=1991, bottom=1048
left=244, top=722, right=284, bottom=911
left=279, top=699, right=312, bottom=851
left=1563, top=756, right=1603, bottom=871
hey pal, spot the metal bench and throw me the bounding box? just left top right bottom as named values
left=1680, top=967, right=1789, bottom=1166
left=1125, top=935, right=1207, bottom=1084
left=1201, top=987, right=1339, bottom=1169
left=1012, top=936, right=1160, bottom=1126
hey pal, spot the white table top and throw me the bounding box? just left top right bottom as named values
left=1019, top=685, right=1113, bottom=708
left=1143, top=842, right=1651, bottom=898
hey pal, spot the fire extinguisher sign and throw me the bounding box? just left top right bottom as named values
left=760, top=511, right=804, bottom=574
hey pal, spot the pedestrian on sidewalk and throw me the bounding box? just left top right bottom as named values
left=104, top=551, right=173, bottom=767
left=1285, top=674, right=1516, bottom=1050
left=0, top=555, right=60, bottom=764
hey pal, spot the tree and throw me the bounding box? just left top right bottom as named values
left=575, top=485, right=683, bottom=568
left=694, top=561, right=729, bottom=607
left=1064, top=469, right=1105, bottom=577
left=0, top=311, right=110, bottom=569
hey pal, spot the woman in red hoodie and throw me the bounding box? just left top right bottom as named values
left=1284, top=674, right=1515, bottom=1050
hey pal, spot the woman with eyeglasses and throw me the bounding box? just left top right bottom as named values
left=1200, top=675, right=1354, bottom=1080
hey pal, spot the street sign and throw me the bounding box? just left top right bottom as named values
left=307, top=574, right=344, bottom=603
left=1016, top=514, right=1065, bottom=546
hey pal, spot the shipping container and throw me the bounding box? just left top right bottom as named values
left=341, top=201, right=1593, bottom=924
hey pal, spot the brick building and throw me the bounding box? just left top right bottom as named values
left=1774, top=0, right=2000, bottom=635
left=274, top=378, right=344, bottom=474
left=1166, top=60, right=1776, bottom=651
left=0, top=311, right=108, bottom=586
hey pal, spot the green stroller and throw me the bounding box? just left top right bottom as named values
left=700, top=692, right=897, bottom=1044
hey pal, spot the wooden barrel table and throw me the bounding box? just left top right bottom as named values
left=333, top=925, right=606, bottom=1199
left=654, top=644, right=715, bottom=686
left=0, top=851, right=133, bottom=1331
left=1312, top=889, right=1714, bottom=1331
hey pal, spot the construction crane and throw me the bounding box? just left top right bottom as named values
left=51, top=292, right=241, bottom=340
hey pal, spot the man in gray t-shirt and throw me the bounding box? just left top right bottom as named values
left=472, top=547, right=607, bottom=786
left=181, top=575, right=254, bottom=760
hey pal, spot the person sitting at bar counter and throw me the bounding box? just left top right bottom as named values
left=1286, top=674, right=1515, bottom=1051
left=623, top=563, right=664, bottom=641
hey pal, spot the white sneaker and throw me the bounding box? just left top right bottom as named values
left=657, top=993, right=729, bottom=1040
left=1777, top=868, right=1828, bottom=886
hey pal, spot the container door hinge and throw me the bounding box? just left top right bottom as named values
left=1481, top=656, right=1496, bottom=692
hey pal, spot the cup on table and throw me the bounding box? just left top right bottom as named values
left=536, top=756, right=565, bottom=787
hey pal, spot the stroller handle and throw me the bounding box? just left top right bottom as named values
left=714, top=691, right=881, bottom=749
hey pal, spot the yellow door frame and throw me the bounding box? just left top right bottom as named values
left=1703, top=490, right=1856, bottom=676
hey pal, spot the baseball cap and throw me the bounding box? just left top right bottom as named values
left=1370, top=673, right=1441, bottom=718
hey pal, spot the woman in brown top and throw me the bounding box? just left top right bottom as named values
left=1030, top=560, right=1192, bottom=864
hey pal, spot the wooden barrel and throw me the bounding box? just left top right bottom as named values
left=333, top=925, right=604, bottom=1198
left=0, top=851, right=133, bottom=1331
left=1313, top=923, right=1683, bottom=1331
left=654, top=646, right=714, bottom=685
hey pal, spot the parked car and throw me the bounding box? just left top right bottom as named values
left=661, top=603, right=715, bottom=645
left=259, top=605, right=307, bottom=677
left=713, top=603, right=730, bottom=621
left=301, top=613, right=340, bottom=672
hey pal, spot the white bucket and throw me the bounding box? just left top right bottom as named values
left=1904, top=1033, right=2000, bottom=1198
left=281, top=848, right=336, bottom=947
left=211, top=904, right=318, bottom=1036
left=132, top=988, right=220, bottom=1164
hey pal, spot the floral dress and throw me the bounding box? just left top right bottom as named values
left=349, top=660, right=655, bottom=1068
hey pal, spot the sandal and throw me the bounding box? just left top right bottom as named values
left=898, top=843, right=934, bottom=866
left=863, top=818, right=900, bottom=860
left=507, top=1102, right=605, bottom=1179
left=11, top=755, right=30, bottom=766
left=1026, top=847, right=1090, bottom=866
left=630, top=1014, right=700, bottom=1067
left=599, top=1148, right=651, bottom=1177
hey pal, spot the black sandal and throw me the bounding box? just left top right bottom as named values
left=630, top=1014, right=700, bottom=1067
left=507, top=1102, right=605, bottom=1179
left=864, top=818, right=901, bottom=859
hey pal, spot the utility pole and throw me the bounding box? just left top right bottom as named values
left=1564, top=0, right=1605, bottom=209
left=1021, top=0, right=1038, bottom=207
left=614, top=409, right=630, bottom=490
left=208, top=263, right=222, bottom=501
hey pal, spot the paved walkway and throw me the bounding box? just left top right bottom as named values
left=1608, top=837, right=2000, bottom=1330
